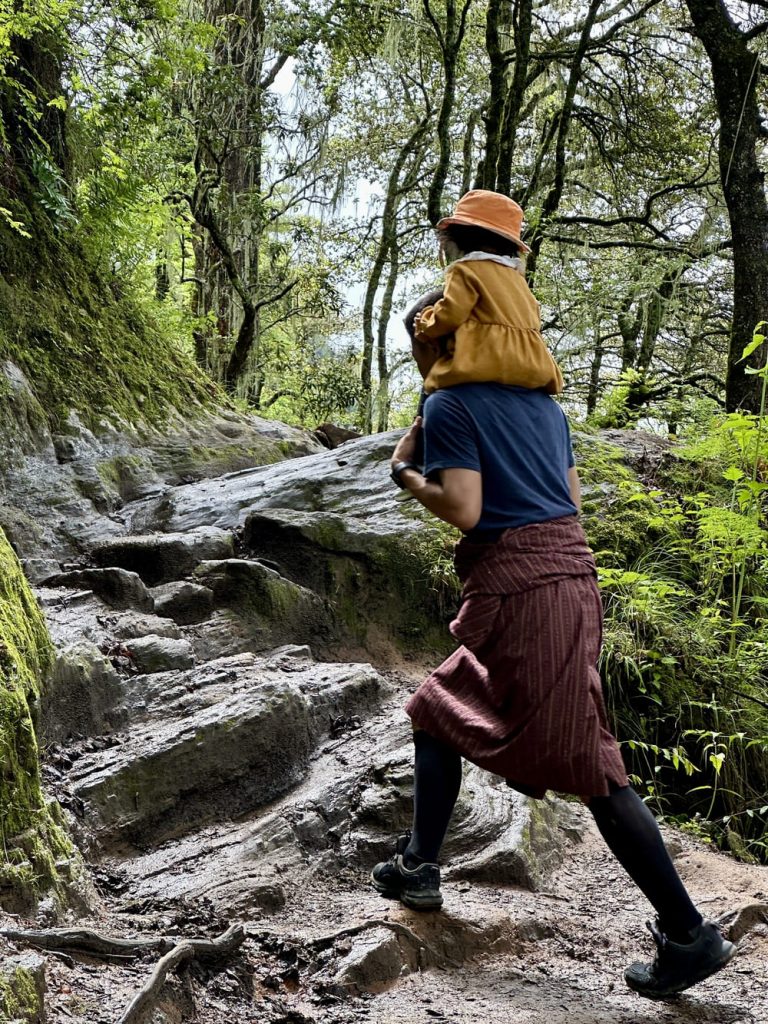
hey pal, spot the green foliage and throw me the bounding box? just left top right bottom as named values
left=401, top=507, right=462, bottom=619
left=261, top=345, right=363, bottom=427
left=581, top=327, right=768, bottom=860
left=588, top=369, right=653, bottom=429
left=0, top=201, right=217, bottom=427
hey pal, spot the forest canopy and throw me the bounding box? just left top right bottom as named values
left=4, top=0, right=768, bottom=863
left=0, top=0, right=767, bottom=431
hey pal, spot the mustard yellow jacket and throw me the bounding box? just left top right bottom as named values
left=414, top=255, right=563, bottom=395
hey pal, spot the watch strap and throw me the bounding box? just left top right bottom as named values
left=391, top=461, right=419, bottom=489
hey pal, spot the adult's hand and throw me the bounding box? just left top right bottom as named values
left=391, top=417, right=422, bottom=470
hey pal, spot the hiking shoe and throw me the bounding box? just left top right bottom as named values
left=624, top=918, right=737, bottom=999
left=370, top=834, right=443, bottom=910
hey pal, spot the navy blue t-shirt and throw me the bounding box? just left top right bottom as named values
left=422, top=383, right=577, bottom=531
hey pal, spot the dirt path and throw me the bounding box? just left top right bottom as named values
left=14, top=673, right=766, bottom=1024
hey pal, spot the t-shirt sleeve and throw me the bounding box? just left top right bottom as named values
left=423, top=391, right=481, bottom=475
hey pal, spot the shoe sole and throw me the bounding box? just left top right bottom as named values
left=625, top=942, right=738, bottom=1000
left=401, top=892, right=443, bottom=911
left=370, top=872, right=443, bottom=911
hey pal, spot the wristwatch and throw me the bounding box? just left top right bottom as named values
left=390, top=461, right=419, bottom=489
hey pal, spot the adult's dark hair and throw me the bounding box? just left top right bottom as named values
left=403, top=288, right=444, bottom=339
left=441, top=223, right=520, bottom=258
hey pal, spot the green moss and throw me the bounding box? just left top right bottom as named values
left=177, top=441, right=285, bottom=478
left=0, top=527, right=71, bottom=901
left=0, top=204, right=218, bottom=430
left=0, top=963, right=43, bottom=1022
left=246, top=571, right=303, bottom=620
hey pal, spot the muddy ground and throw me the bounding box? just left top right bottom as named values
left=3, top=670, right=766, bottom=1024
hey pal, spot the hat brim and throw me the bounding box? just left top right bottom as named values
left=436, top=214, right=532, bottom=254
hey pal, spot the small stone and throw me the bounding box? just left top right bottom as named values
left=110, top=613, right=182, bottom=640
left=152, top=581, right=215, bottom=625
left=126, top=635, right=195, bottom=673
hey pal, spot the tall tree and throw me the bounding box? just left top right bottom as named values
left=684, top=0, right=768, bottom=412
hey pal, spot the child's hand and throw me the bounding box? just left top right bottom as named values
left=413, top=309, right=437, bottom=340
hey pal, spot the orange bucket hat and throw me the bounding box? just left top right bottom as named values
left=437, top=189, right=531, bottom=254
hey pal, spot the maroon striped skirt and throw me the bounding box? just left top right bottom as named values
left=405, top=516, right=627, bottom=799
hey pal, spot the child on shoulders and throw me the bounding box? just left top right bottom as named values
left=413, top=189, right=563, bottom=395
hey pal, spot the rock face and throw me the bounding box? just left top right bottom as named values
left=123, top=634, right=195, bottom=673
left=67, top=651, right=383, bottom=847
left=92, top=527, right=235, bottom=585
left=6, top=387, right=593, bottom=967
left=0, top=952, right=46, bottom=1023
left=0, top=360, right=323, bottom=563
left=42, top=568, right=154, bottom=611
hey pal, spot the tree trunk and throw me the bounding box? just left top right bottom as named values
left=424, top=0, right=474, bottom=225
left=0, top=19, right=70, bottom=193
left=361, top=116, right=431, bottom=432
left=685, top=0, right=768, bottom=412
left=526, top=0, right=603, bottom=284
left=478, top=0, right=508, bottom=191
left=586, top=328, right=605, bottom=416
left=375, top=240, right=400, bottom=432
left=495, top=0, right=533, bottom=195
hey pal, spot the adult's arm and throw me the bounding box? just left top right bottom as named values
left=400, top=466, right=482, bottom=531
left=568, top=466, right=581, bottom=512
left=391, top=419, right=482, bottom=531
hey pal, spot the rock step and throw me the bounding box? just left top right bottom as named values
left=109, top=694, right=577, bottom=917
left=67, top=651, right=384, bottom=848
left=41, top=567, right=153, bottom=611
left=91, top=527, right=235, bottom=585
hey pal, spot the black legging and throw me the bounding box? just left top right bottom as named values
left=405, top=731, right=702, bottom=943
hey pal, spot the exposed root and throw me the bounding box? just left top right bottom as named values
left=118, top=923, right=245, bottom=1024
left=0, top=926, right=173, bottom=958
left=258, top=919, right=460, bottom=968
left=715, top=902, right=768, bottom=942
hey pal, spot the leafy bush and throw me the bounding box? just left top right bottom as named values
left=586, top=326, right=768, bottom=861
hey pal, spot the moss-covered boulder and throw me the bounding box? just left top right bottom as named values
left=0, top=528, right=69, bottom=909
left=0, top=953, right=46, bottom=1023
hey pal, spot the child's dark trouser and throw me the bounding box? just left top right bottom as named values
left=406, top=733, right=703, bottom=943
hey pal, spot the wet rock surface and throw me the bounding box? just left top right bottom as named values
left=1, top=397, right=766, bottom=1023
left=0, top=360, right=322, bottom=562
left=92, top=527, right=235, bottom=585
left=41, top=567, right=154, bottom=611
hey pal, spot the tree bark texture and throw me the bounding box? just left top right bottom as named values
left=685, top=0, right=768, bottom=412
left=424, top=0, right=474, bottom=225
left=495, top=0, right=534, bottom=195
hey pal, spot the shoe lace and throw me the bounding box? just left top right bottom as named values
left=388, top=831, right=411, bottom=864
left=647, top=917, right=668, bottom=961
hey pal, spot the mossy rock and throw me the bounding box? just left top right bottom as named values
left=242, top=509, right=457, bottom=658
left=0, top=954, right=46, bottom=1024
left=0, top=205, right=216, bottom=430
left=0, top=527, right=71, bottom=908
